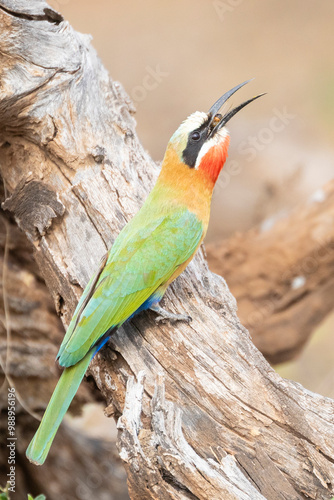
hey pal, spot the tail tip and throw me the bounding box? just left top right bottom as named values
left=26, top=441, right=45, bottom=466
left=26, top=455, right=43, bottom=466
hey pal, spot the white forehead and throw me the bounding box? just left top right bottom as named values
left=171, top=111, right=208, bottom=140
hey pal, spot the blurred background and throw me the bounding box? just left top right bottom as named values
left=50, top=0, right=334, bottom=396
left=2, top=1, right=334, bottom=498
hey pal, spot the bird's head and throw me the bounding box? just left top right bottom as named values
left=165, top=80, right=264, bottom=185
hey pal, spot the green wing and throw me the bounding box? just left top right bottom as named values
left=58, top=208, right=203, bottom=367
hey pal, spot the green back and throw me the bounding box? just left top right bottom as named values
left=58, top=204, right=203, bottom=367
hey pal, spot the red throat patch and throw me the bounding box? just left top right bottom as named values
left=198, top=136, right=230, bottom=184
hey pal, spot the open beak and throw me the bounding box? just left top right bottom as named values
left=208, top=80, right=265, bottom=138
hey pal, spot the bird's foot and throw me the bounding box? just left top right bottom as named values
left=150, top=304, right=192, bottom=324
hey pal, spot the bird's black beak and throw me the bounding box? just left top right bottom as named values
left=208, top=80, right=265, bottom=138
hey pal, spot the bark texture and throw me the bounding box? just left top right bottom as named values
left=0, top=212, right=65, bottom=408
left=0, top=2, right=333, bottom=499
left=207, top=180, right=334, bottom=363
left=0, top=211, right=129, bottom=500
left=0, top=411, right=129, bottom=500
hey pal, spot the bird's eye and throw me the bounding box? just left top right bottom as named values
left=191, top=131, right=201, bottom=141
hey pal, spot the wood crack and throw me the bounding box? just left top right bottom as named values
left=0, top=3, right=63, bottom=24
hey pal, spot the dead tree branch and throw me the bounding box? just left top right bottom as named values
left=0, top=2, right=333, bottom=499
left=0, top=212, right=129, bottom=500
left=207, top=181, right=334, bottom=363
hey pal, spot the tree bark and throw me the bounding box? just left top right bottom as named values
left=0, top=2, right=333, bottom=499
left=206, top=180, right=334, bottom=363
left=0, top=212, right=67, bottom=409
left=0, top=211, right=129, bottom=500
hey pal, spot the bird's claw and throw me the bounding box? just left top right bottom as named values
left=154, top=313, right=192, bottom=324
left=150, top=304, right=192, bottom=324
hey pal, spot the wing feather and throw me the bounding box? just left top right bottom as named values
left=58, top=209, right=202, bottom=367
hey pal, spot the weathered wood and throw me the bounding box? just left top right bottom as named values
left=0, top=2, right=333, bottom=499
left=207, top=180, right=334, bottom=364
left=0, top=211, right=129, bottom=499
left=118, top=372, right=267, bottom=500
left=0, top=212, right=63, bottom=408
left=0, top=411, right=129, bottom=500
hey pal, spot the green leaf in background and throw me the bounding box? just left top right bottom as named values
left=1, top=485, right=46, bottom=500
left=0, top=484, right=9, bottom=500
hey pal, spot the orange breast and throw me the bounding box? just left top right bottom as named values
left=156, top=147, right=215, bottom=231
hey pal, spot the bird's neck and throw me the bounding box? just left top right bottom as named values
left=152, top=147, right=215, bottom=229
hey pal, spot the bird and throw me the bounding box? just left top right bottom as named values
left=26, top=80, right=264, bottom=465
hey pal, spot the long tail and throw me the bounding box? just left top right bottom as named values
left=26, top=349, right=94, bottom=465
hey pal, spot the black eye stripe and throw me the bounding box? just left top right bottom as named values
left=182, top=117, right=210, bottom=168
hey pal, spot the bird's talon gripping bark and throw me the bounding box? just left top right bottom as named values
left=155, top=313, right=193, bottom=323
left=154, top=315, right=168, bottom=324
left=155, top=314, right=192, bottom=324
left=150, top=305, right=192, bottom=324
